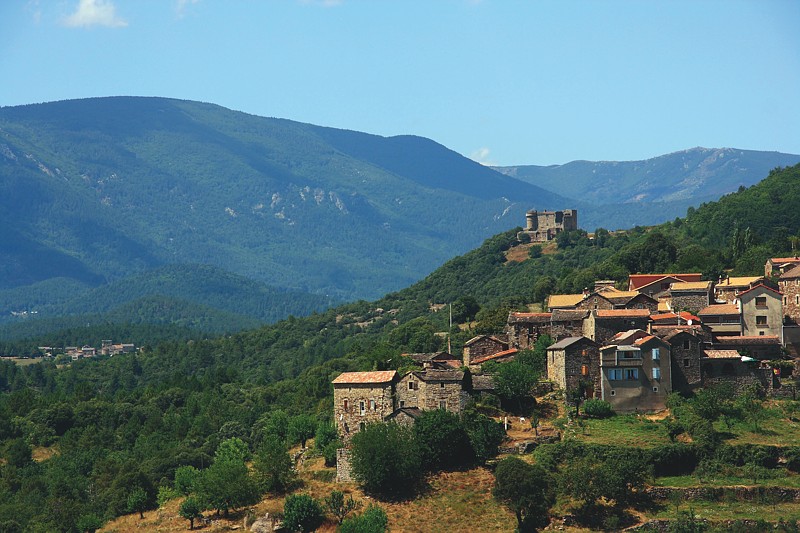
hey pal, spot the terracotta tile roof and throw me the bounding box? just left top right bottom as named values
left=670, top=281, right=712, bottom=291
left=629, top=273, right=702, bottom=291
left=634, top=335, right=658, bottom=346
left=780, top=264, right=800, bottom=280
left=595, top=309, right=651, bottom=318
left=717, top=276, right=763, bottom=288
left=547, top=294, right=585, bottom=308
left=332, top=370, right=398, bottom=384
left=698, top=304, right=739, bottom=316
left=770, top=257, right=800, bottom=264
left=703, top=349, right=741, bottom=359
left=650, top=311, right=700, bottom=322
left=472, top=348, right=518, bottom=365
left=737, top=283, right=782, bottom=298
left=714, top=335, right=781, bottom=345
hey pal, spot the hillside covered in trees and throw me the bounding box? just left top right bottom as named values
left=0, top=164, right=799, bottom=531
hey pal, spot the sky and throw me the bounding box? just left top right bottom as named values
left=1, top=0, right=799, bottom=166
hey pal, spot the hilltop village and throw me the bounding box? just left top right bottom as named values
left=332, top=209, right=800, bottom=480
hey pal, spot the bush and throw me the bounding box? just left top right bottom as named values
left=785, top=447, right=800, bottom=473
left=339, top=504, right=389, bottom=533
left=462, top=411, right=505, bottom=463
left=583, top=399, right=614, bottom=419
left=282, top=494, right=325, bottom=533
left=650, top=444, right=699, bottom=477
left=350, top=422, right=422, bottom=499
left=413, top=409, right=473, bottom=471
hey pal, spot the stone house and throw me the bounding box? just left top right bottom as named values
left=738, top=284, right=783, bottom=340
left=697, top=304, right=742, bottom=337
left=701, top=350, right=775, bottom=395
left=546, top=337, right=600, bottom=397
left=657, top=330, right=704, bottom=395
left=551, top=309, right=590, bottom=340
left=778, top=265, right=800, bottom=324
left=463, top=335, right=509, bottom=366
left=599, top=330, right=672, bottom=412
left=383, top=407, right=424, bottom=428
left=668, top=281, right=713, bottom=314
left=396, top=369, right=469, bottom=413
left=332, top=371, right=398, bottom=443
left=766, top=256, right=800, bottom=279
left=404, top=351, right=461, bottom=370
left=506, top=312, right=552, bottom=349
left=573, top=290, right=658, bottom=313
left=629, top=273, right=703, bottom=298
left=715, top=276, right=764, bottom=304
left=583, top=309, right=651, bottom=345
left=713, top=335, right=783, bottom=361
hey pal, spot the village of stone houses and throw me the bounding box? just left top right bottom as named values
left=324, top=210, right=800, bottom=532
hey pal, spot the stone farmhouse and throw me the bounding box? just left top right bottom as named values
left=462, top=335, right=509, bottom=366
left=520, top=209, right=578, bottom=243
left=715, top=276, right=765, bottom=304
left=403, top=351, right=461, bottom=370
left=766, top=256, right=800, bottom=278
left=546, top=337, right=600, bottom=397
left=331, top=368, right=471, bottom=481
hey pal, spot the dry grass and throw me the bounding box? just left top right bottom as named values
left=504, top=243, right=533, bottom=263
left=32, top=445, right=58, bottom=462
left=101, top=454, right=516, bottom=533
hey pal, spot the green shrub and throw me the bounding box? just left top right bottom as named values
left=650, top=443, right=699, bottom=477
left=339, top=504, right=389, bottom=533
left=583, top=399, right=614, bottom=418
left=283, top=494, right=325, bottom=533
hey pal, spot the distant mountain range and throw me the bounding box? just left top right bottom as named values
left=493, top=147, right=800, bottom=226
left=1, top=96, right=797, bottom=340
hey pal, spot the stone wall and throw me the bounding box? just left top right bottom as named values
left=588, top=316, right=651, bottom=344
left=668, top=333, right=703, bottom=394
left=575, top=294, right=614, bottom=311
left=464, top=336, right=508, bottom=365
left=671, top=291, right=711, bottom=314
left=780, top=279, right=800, bottom=323
left=702, top=364, right=774, bottom=395
left=336, top=448, right=353, bottom=482
left=333, top=382, right=395, bottom=444
left=396, top=374, right=467, bottom=413
left=506, top=321, right=550, bottom=349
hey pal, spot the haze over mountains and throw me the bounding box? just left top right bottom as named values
left=1, top=96, right=797, bottom=337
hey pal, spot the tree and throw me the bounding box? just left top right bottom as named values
left=494, top=360, right=539, bottom=412
left=174, top=465, right=200, bottom=496
left=282, top=494, right=325, bottom=533
left=179, top=497, right=203, bottom=530
left=463, top=411, right=506, bottom=463
left=324, top=490, right=361, bottom=524
left=4, top=438, right=32, bottom=468
left=127, top=487, right=148, bottom=519
left=339, top=504, right=389, bottom=533
left=288, top=414, right=317, bottom=449
left=194, top=456, right=258, bottom=516
left=494, top=457, right=554, bottom=532
left=253, top=435, right=296, bottom=494
left=315, top=421, right=341, bottom=467
left=350, top=422, right=422, bottom=499
left=215, top=436, right=250, bottom=463
left=451, top=296, right=480, bottom=323
left=413, top=409, right=473, bottom=471
left=76, top=513, right=102, bottom=533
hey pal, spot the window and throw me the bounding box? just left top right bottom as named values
left=408, top=381, right=415, bottom=390
left=760, top=331, right=765, bottom=336
left=683, top=340, right=690, bottom=349
left=610, top=390, right=616, bottom=396
left=756, top=315, right=768, bottom=326
left=581, top=364, right=589, bottom=376
left=608, top=369, right=623, bottom=381
left=684, top=358, right=691, bottom=367
left=652, top=367, right=661, bottom=380
left=399, top=400, right=405, bottom=408
left=370, top=399, right=376, bottom=411
left=755, top=296, right=767, bottom=307
left=797, top=295, right=800, bottom=305
left=343, top=400, right=349, bottom=411
left=625, top=368, right=639, bottom=380
left=440, top=382, right=445, bottom=389
left=359, top=422, right=366, bottom=431
left=653, top=387, right=659, bottom=393
left=784, top=296, right=788, bottom=305
left=359, top=401, right=365, bottom=415
left=652, top=348, right=660, bottom=361
left=439, top=400, right=447, bottom=410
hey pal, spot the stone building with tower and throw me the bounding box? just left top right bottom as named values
left=520, top=209, right=578, bottom=242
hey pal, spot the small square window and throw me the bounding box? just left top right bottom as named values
left=756, top=315, right=768, bottom=326
left=684, top=358, right=691, bottom=367
left=408, top=381, right=414, bottom=390
left=439, top=400, right=447, bottom=410
left=683, top=340, right=690, bottom=349
left=399, top=400, right=405, bottom=407
left=653, top=387, right=659, bottom=393
left=440, top=382, right=445, bottom=389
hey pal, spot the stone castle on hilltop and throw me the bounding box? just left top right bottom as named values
left=520, top=209, right=578, bottom=242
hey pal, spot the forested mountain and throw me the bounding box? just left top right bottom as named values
left=0, top=97, right=571, bottom=304
left=1, top=164, right=799, bottom=532
left=494, top=147, right=800, bottom=227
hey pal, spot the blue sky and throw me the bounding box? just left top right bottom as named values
left=1, top=0, right=798, bottom=166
